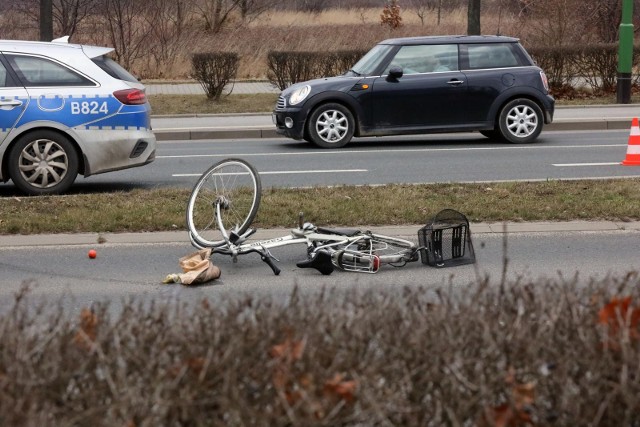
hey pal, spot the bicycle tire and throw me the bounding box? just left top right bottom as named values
left=186, top=158, right=261, bottom=248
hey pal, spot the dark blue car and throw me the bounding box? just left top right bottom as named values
left=273, top=35, right=555, bottom=148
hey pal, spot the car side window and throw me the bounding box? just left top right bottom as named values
left=467, top=43, right=521, bottom=69
left=5, top=54, right=94, bottom=87
left=384, top=44, right=458, bottom=75
left=0, top=61, right=7, bottom=87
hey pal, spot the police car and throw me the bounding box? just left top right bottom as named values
left=0, top=37, right=156, bottom=195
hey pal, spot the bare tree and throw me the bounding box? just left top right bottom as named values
left=467, top=0, right=481, bottom=35
left=521, top=0, right=586, bottom=46
left=40, top=0, right=53, bottom=40
left=53, top=0, right=96, bottom=37
left=581, top=0, right=622, bottom=43
left=103, top=0, right=153, bottom=71
left=407, top=0, right=441, bottom=26
left=10, top=0, right=96, bottom=39
left=144, top=0, right=192, bottom=76
left=190, top=0, right=241, bottom=33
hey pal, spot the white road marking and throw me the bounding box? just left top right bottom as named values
left=553, top=162, right=620, bottom=166
left=157, top=144, right=627, bottom=159
left=173, top=169, right=367, bottom=177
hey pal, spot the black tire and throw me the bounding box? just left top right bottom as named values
left=8, top=130, right=79, bottom=196
left=186, top=158, right=261, bottom=248
left=307, top=103, right=355, bottom=148
left=497, top=98, right=544, bottom=144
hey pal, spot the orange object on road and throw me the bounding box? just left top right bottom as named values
left=88, top=249, right=97, bottom=259
left=621, top=117, right=640, bottom=165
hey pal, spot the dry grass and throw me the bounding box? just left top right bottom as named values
left=3, top=275, right=640, bottom=425
left=148, top=93, right=278, bottom=115
left=253, top=6, right=463, bottom=27
left=2, top=180, right=640, bottom=235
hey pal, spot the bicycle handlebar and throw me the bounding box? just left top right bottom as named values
left=260, top=253, right=281, bottom=275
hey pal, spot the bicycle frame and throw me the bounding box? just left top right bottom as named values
left=187, top=190, right=419, bottom=275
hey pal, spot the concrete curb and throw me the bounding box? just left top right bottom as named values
left=3, top=221, right=640, bottom=248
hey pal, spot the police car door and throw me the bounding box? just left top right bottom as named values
left=0, top=56, right=28, bottom=145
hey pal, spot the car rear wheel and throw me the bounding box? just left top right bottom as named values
left=307, top=103, right=355, bottom=148
left=498, top=99, right=543, bottom=143
left=8, top=130, right=79, bottom=195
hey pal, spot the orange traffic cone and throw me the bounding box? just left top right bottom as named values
left=622, top=117, right=640, bottom=166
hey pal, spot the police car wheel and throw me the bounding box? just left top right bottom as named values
left=8, top=131, right=79, bottom=196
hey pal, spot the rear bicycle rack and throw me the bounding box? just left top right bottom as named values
left=334, top=250, right=380, bottom=273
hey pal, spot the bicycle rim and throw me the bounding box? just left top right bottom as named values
left=186, top=158, right=261, bottom=248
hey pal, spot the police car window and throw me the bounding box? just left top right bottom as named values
left=6, top=54, right=94, bottom=87
left=0, top=62, right=7, bottom=87
left=92, top=56, right=139, bottom=83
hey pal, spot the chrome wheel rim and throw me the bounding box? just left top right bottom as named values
left=505, top=105, right=538, bottom=138
left=316, top=110, right=348, bottom=143
left=18, top=139, right=69, bottom=189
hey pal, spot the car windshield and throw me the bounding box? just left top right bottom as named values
left=348, top=44, right=394, bottom=76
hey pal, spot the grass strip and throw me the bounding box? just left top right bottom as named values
left=148, top=93, right=279, bottom=115
left=2, top=179, right=640, bottom=235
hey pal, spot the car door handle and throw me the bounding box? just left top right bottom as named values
left=0, top=100, right=23, bottom=110
left=447, top=79, right=465, bottom=86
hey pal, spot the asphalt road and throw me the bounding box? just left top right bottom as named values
left=2, top=121, right=640, bottom=315
left=2, top=229, right=639, bottom=316
left=19, top=128, right=637, bottom=195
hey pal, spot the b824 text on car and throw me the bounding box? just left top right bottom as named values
left=0, top=37, right=155, bottom=195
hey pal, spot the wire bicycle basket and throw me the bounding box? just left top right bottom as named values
left=418, top=209, right=475, bottom=268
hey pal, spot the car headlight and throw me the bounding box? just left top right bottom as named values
left=289, top=85, right=311, bottom=106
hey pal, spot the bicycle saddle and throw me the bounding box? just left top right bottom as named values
left=315, top=227, right=361, bottom=237
left=296, top=250, right=334, bottom=275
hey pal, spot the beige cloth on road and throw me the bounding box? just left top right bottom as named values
left=163, top=248, right=221, bottom=285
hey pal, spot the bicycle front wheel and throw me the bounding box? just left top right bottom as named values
left=187, top=158, right=261, bottom=248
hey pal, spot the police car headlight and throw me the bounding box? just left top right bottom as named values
left=289, top=85, right=311, bottom=106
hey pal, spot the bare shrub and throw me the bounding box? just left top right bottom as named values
left=574, top=43, right=618, bottom=92
left=3, top=272, right=640, bottom=425
left=192, top=52, right=240, bottom=100
left=527, top=45, right=577, bottom=88
left=267, top=50, right=366, bottom=90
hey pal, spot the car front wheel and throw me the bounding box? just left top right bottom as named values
left=8, top=130, right=79, bottom=195
left=498, top=99, right=543, bottom=143
left=307, top=103, right=355, bottom=148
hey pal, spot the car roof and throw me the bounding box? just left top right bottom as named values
left=0, top=39, right=113, bottom=59
left=378, top=35, right=520, bottom=46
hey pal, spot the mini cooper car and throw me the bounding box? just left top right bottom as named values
left=273, top=35, right=555, bottom=148
left=0, top=37, right=155, bottom=195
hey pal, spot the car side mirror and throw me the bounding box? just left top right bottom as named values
left=387, top=66, right=403, bottom=81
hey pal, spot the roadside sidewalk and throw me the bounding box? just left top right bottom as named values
left=3, top=221, right=640, bottom=248
left=146, top=81, right=640, bottom=141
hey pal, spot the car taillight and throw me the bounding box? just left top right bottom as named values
left=539, top=71, right=549, bottom=93
left=113, top=88, right=147, bottom=105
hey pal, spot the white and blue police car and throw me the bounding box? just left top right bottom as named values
left=0, top=36, right=156, bottom=195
